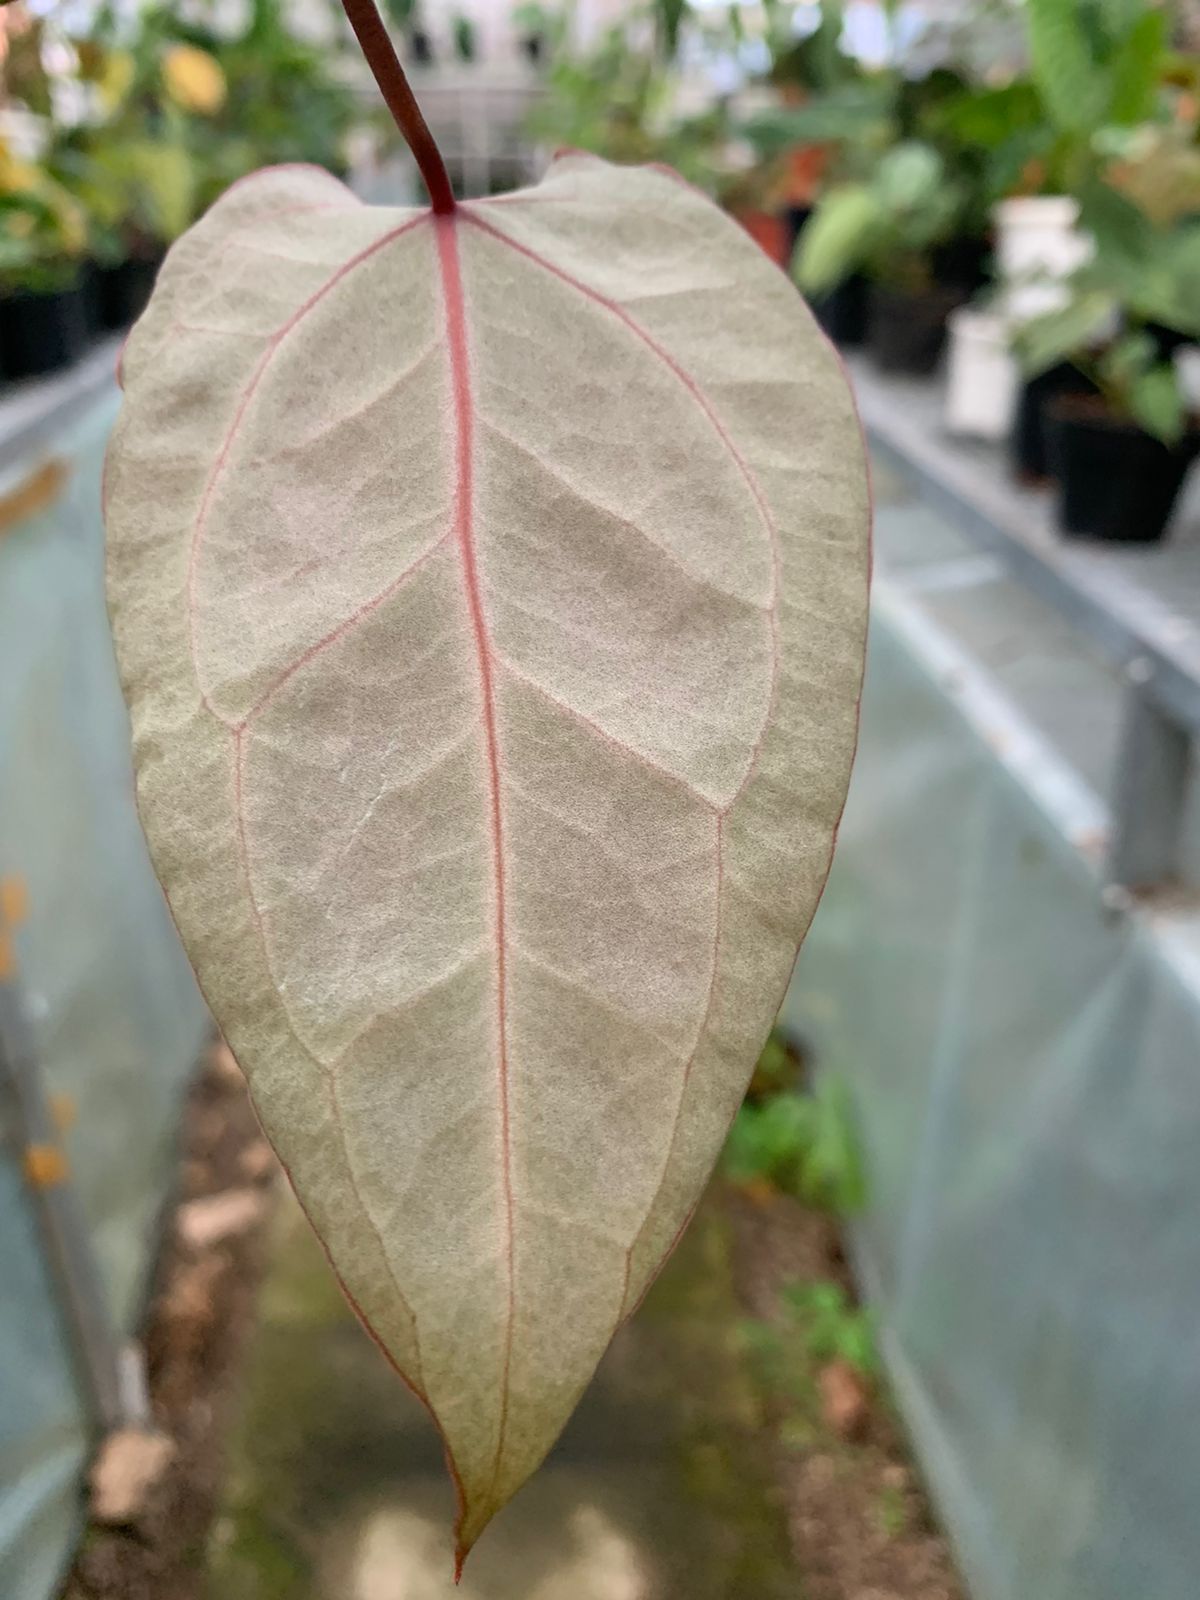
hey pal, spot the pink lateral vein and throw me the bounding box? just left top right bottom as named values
left=185, top=211, right=431, bottom=720
left=436, top=212, right=517, bottom=1496
left=461, top=206, right=780, bottom=814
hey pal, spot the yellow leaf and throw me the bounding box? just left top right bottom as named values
left=161, top=44, right=226, bottom=115
left=105, top=158, right=869, bottom=1562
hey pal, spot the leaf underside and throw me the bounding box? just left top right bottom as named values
left=105, top=154, right=870, bottom=1560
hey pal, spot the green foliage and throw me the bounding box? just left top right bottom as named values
left=764, top=0, right=851, bottom=93
left=793, top=141, right=966, bottom=293
left=653, top=0, right=691, bottom=62
left=1025, top=0, right=1109, bottom=134
left=1025, top=0, right=1170, bottom=135
left=525, top=12, right=726, bottom=190
left=1014, top=204, right=1200, bottom=445
left=53, top=136, right=195, bottom=259
left=741, top=81, right=894, bottom=164
left=739, top=1279, right=878, bottom=1425
left=0, top=150, right=87, bottom=294
left=724, top=1069, right=867, bottom=1214
left=782, top=1281, right=878, bottom=1375
left=44, top=0, right=358, bottom=259
left=452, top=13, right=477, bottom=63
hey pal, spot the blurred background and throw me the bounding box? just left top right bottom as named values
left=1, top=2, right=1199, bottom=1599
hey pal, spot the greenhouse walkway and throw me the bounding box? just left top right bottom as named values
left=202, top=1190, right=796, bottom=1600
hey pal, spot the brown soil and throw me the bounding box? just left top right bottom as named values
left=61, top=1040, right=280, bottom=1600
left=728, top=1186, right=964, bottom=1600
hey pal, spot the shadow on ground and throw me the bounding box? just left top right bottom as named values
left=204, top=1191, right=797, bottom=1600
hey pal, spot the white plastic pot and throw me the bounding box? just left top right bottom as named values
left=944, top=307, right=1019, bottom=440
left=994, top=196, right=1092, bottom=321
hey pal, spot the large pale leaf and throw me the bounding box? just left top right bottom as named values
left=105, top=153, right=869, bottom=1558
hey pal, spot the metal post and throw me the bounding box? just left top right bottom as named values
left=1107, top=659, right=1193, bottom=891
left=0, top=878, right=139, bottom=1434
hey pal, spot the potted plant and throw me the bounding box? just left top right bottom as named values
left=51, top=23, right=224, bottom=328
left=0, top=153, right=90, bottom=380
left=794, top=138, right=972, bottom=372
left=998, top=0, right=1182, bottom=478
left=769, top=48, right=1001, bottom=356
left=148, top=0, right=359, bottom=212
left=1015, top=216, right=1200, bottom=542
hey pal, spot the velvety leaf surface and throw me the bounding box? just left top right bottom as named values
left=105, top=153, right=870, bottom=1558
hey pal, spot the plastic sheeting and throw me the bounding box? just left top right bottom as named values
left=0, top=393, right=209, bottom=1600
left=785, top=576, right=1200, bottom=1600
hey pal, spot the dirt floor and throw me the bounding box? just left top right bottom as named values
left=62, top=1041, right=282, bottom=1600
left=61, top=1044, right=964, bottom=1600
left=728, top=1190, right=963, bottom=1600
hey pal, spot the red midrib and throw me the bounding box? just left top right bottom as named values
left=436, top=213, right=517, bottom=1487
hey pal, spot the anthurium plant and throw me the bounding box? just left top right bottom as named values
left=104, top=0, right=870, bottom=1570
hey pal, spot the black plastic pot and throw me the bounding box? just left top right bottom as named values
left=784, top=204, right=813, bottom=257
left=1045, top=400, right=1200, bottom=543
left=1010, top=363, right=1096, bottom=485
left=866, top=283, right=961, bottom=374
left=931, top=233, right=991, bottom=296
left=0, top=278, right=90, bottom=380
left=93, top=253, right=162, bottom=331
left=808, top=274, right=869, bottom=348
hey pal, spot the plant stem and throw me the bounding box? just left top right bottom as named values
left=340, top=0, right=455, bottom=215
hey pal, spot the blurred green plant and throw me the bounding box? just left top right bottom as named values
left=0, top=144, right=88, bottom=293
left=525, top=7, right=727, bottom=190
left=1025, top=0, right=1170, bottom=138
left=724, top=1061, right=867, bottom=1214
left=783, top=1280, right=878, bottom=1375
left=452, top=12, right=478, bottom=63
left=1014, top=213, right=1200, bottom=444
left=793, top=138, right=969, bottom=294
left=739, top=1277, right=878, bottom=1430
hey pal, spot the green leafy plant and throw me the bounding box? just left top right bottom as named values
left=724, top=1070, right=867, bottom=1214
left=738, top=1278, right=878, bottom=1428
left=783, top=1280, right=878, bottom=1375
left=794, top=138, right=968, bottom=295
left=1014, top=214, right=1200, bottom=444
left=525, top=12, right=727, bottom=190
left=452, top=12, right=477, bottom=63
left=1025, top=0, right=1169, bottom=138
left=1015, top=0, right=1183, bottom=212
left=0, top=146, right=87, bottom=294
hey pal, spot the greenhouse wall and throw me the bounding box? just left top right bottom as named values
left=785, top=581, right=1200, bottom=1600
left=0, top=392, right=210, bottom=1600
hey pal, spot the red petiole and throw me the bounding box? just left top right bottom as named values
left=339, top=0, right=456, bottom=216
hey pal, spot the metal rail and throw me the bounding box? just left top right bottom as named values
left=851, top=357, right=1200, bottom=891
